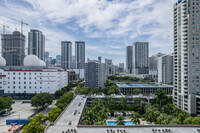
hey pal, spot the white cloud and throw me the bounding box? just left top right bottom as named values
left=0, top=0, right=176, bottom=64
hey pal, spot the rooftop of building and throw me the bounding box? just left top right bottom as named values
left=46, top=95, right=200, bottom=133
left=0, top=66, right=66, bottom=71
left=116, top=83, right=173, bottom=88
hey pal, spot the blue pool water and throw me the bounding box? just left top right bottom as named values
left=107, top=121, right=136, bottom=125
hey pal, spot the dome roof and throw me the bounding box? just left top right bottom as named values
left=24, top=55, right=41, bottom=66
left=39, top=60, right=46, bottom=66
left=0, top=56, right=6, bottom=66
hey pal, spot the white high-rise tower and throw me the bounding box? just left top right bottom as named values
left=173, top=0, right=200, bottom=115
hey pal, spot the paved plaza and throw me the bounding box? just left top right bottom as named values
left=0, top=100, right=36, bottom=133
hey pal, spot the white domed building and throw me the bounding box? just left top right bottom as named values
left=24, top=55, right=46, bottom=66
left=0, top=56, right=6, bottom=66
left=0, top=55, right=68, bottom=95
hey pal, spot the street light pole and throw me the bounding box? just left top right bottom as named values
left=18, top=114, right=20, bottom=133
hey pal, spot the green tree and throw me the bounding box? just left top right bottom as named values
left=133, top=98, right=141, bottom=112
left=104, top=79, right=113, bottom=87
left=140, top=102, right=150, bottom=114
left=107, top=89, right=115, bottom=95
left=130, top=113, right=140, bottom=125
left=31, top=93, right=53, bottom=108
left=192, top=117, right=200, bottom=125
left=162, top=103, right=174, bottom=115
left=48, top=107, right=62, bottom=122
left=107, top=85, right=119, bottom=95
left=183, top=117, right=193, bottom=125
left=169, top=118, right=180, bottom=125
left=177, top=113, right=188, bottom=124
left=22, top=113, right=47, bottom=133
left=156, top=113, right=173, bottom=124
left=132, top=89, right=141, bottom=95
left=107, top=97, right=115, bottom=110
left=155, top=89, right=167, bottom=108
left=144, top=107, right=157, bottom=122
left=0, top=96, right=12, bottom=112
left=56, top=92, right=74, bottom=110
left=119, top=97, right=127, bottom=110
left=55, top=90, right=65, bottom=98
left=82, top=107, right=95, bottom=125
left=82, top=99, right=108, bottom=125
left=115, top=115, right=125, bottom=125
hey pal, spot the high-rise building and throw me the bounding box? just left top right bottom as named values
left=85, top=60, right=106, bottom=88
left=105, top=59, right=113, bottom=75
left=158, top=54, right=173, bottom=84
left=119, top=63, right=124, bottom=71
left=1, top=31, right=26, bottom=66
left=56, top=55, right=61, bottom=65
left=126, top=46, right=133, bottom=73
left=61, top=41, right=72, bottom=69
left=45, top=52, right=49, bottom=59
left=173, top=0, right=200, bottom=115
left=132, top=42, right=149, bottom=74
left=28, top=29, right=45, bottom=60
left=149, top=53, right=164, bottom=79
left=56, top=55, right=61, bottom=60
left=71, top=56, right=76, bottom=69
left=75, top=41, right=85, bottom=69
left=98, top=56, right=102, bottom=63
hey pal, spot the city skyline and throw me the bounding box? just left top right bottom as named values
left=0, top=0, right=176, bottom=65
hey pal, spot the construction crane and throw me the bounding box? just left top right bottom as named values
left=0, top=15, right=28, bottom=34
left=0, top=23, right=9, bottom=34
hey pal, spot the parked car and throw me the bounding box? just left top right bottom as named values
left=0, top=110, right=6, bottom=116
left=2, top=112, right=11, bottom=117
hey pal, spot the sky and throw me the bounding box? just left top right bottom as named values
left=0, top=0, right=176, bottom=65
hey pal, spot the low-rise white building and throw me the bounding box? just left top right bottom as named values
left=0, top=66, right=68, bottom=94
left=0, top=55, right=68, bottom=95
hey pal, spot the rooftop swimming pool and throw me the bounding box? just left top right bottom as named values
left=107, top=121, right=136, bottom=126
left=107, top=121, right=153, bottom=126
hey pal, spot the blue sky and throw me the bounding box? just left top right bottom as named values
left=0, top=0, right=176, bottom=65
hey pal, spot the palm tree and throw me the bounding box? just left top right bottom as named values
left=82, top=107, right=95, bottom=125
left=155, top=89, right=167, bottom=108
left=133, top=98, right=141, bottom=112
left=130, top=113, right=140, bottom=125
left=119, top=97, right=127, bottom=110
left=115, top=115, right=125, bottom=125
left=107, top=96, right=115, bottom=110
